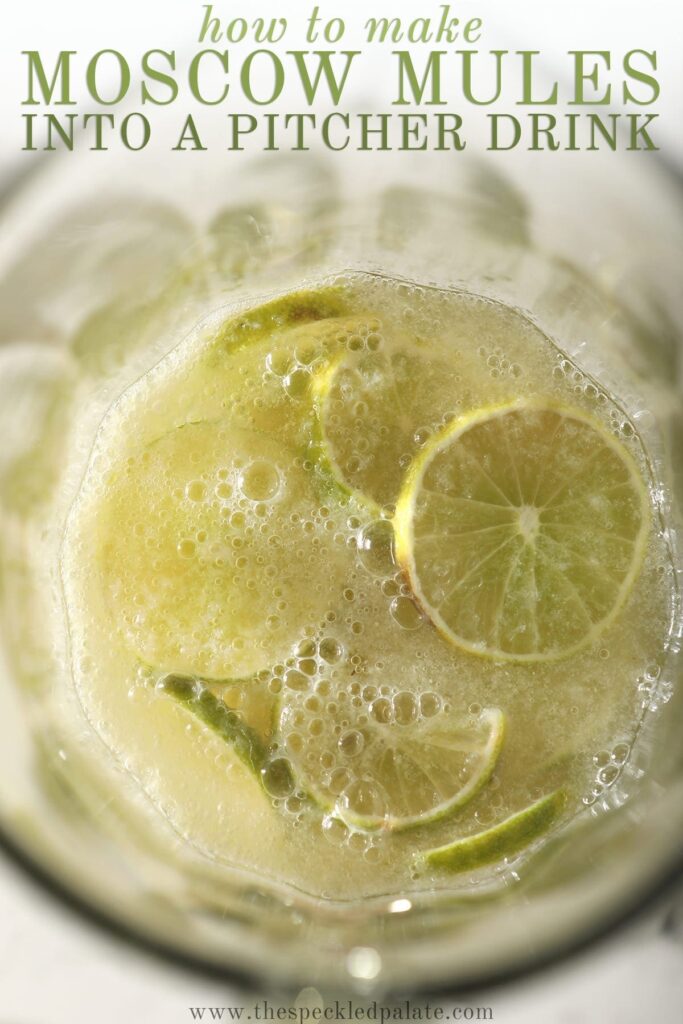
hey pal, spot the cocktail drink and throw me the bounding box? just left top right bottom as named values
left=59, top=274, right=674, bottom=896
left=0, top=151, right=681, bottom=990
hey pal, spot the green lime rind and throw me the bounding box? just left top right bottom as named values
left=394, top=399, right=650, bottom=664
left=309, top=354, right=384, bottom=516
left=279, top=697, right=506, bottom=834
left=158, top=674, right=290, bottom=790
left=420, top=790, right=566, bottom=873
left=347, top=708, right=506, bottom=834
left=213, top=286, right=350, bottom=354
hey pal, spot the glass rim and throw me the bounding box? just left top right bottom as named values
left=0, top=812, right=682, bottom=997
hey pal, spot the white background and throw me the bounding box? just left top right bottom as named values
left=1, top=3, right=682, bottom=1022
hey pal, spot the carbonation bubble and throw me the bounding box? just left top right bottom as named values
left=612, top=742, right=630, bottom=764
left=284, top=369, right=310, bottom=399
left=419, top=692, right=441, bottom=718
left=319, top=637, right=343, bottom=664
left=339, top=778, right=388, bottom=822
left=261, top=758, right=295, bottom=798
left=598, top=764, right=620, bottom=786
left=357, top=520, right=395, bottom=576
left=390, top=595, right=423, bottom=630
left=322, top=815, right=349, bottom=846
left=285, top=669, right=309, bottom=691
left=393, top=691, right=418, bottom=725
left=238, top=460, right=281, bottom=501
left=338, top=729, right=365, bottom=757
left=186, top=480, right=207, bottom=502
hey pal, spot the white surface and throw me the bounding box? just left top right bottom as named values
left=1, top=2, right=682, bottom=1022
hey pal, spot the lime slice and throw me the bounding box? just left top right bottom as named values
left=158, top=674, right=269, bottom=775
left=279, top=687, right=505, bottom=831
left=420, top=790, right=566, bottom=873
left=311, top=344, right=462, bottom=512
left=206, top=303, right=385, bottom=454
left=158, top=674, right=298, bottom=798
left=97, top=419, right=348, bottom=679
left=124, top=287, right=372, bottom=460
left=394, top=401, right=650, bottom=662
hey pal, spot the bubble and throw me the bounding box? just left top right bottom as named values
left=363, top=844, right=383, bottom=864
left=612, top=742, right=630, bottom=765
left=284, top=669, right=309, bottom=691
left=285, top=794, right=305, bottom=814
left=328, top=766, right=352, bottom=795
left=261, top=758, right=295, bottom=798
left=185, top=480, right=207, bottom=502
left=390, top=595, right=423, bottom=630
left=292, top=638, right=314, bottom=659
left=357, top=520, right=395, bottom=576
left=393, top=691, right=418, bottom=725
left=284, top=368, right=310, bottom=398
left=339, top=777, right=388, bottom=821
left=177, top=539, right=196, bottom=558
left=347, top=830, right=369, bottom=854
left=371, top=696, right=392, bottom=725
left=419, top=692, right=441, bottom=718
left=319, top=637, right=343, bottom=664
left=598, top=764, right=620, bottom=786
left=591, top=751, right=609, bottom=772
left=322, top=814, right=349, bottom=846
left=338, top=729, right=365, bottom=757
left=475, top=807, right=495, bottom=826
left=238, top=460, right=281, bottom=502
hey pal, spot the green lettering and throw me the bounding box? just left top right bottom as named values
left=22, top=51, right=76, bottom=105
left=394, top=51, right=445, bottom=105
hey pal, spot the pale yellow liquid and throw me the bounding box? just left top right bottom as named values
left=60, top=273, right=674, bottom=899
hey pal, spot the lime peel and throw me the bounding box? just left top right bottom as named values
left=420, top=789, right=566, bottom=873
left=159, top=674, right=273, bottom=782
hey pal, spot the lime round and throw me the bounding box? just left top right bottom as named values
left=312, top=344, right=462, bottom=512
left=394, top=401, right=650, bottom=662
left=96, top=420, right=347, bottom=679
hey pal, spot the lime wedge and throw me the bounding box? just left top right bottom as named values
left=420, top=790, right=566, bottom=873
left=394, top=401, right=650, bottom=662
left=96, top=419, right=348, bottom=679
left=158, top=674, right=269, bottom=775
left=279, top=687, right=505, bottom=832
left=159, top=674, right=297, bottom=797
left=311, top=344, right=462, bottom=512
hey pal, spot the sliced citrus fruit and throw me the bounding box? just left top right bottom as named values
left=95, top=419, right=349, bottom=679
left=158, top=674, right=269, bottom=775
left=158, top=674, right=298, bottom=798
left=311, top=343, right=463, bottom=512
left=279, top=685, right=505, bottom=832
left=420, top=790, right=566, bottom=873
left=394, top=401, right=650, bottom=662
